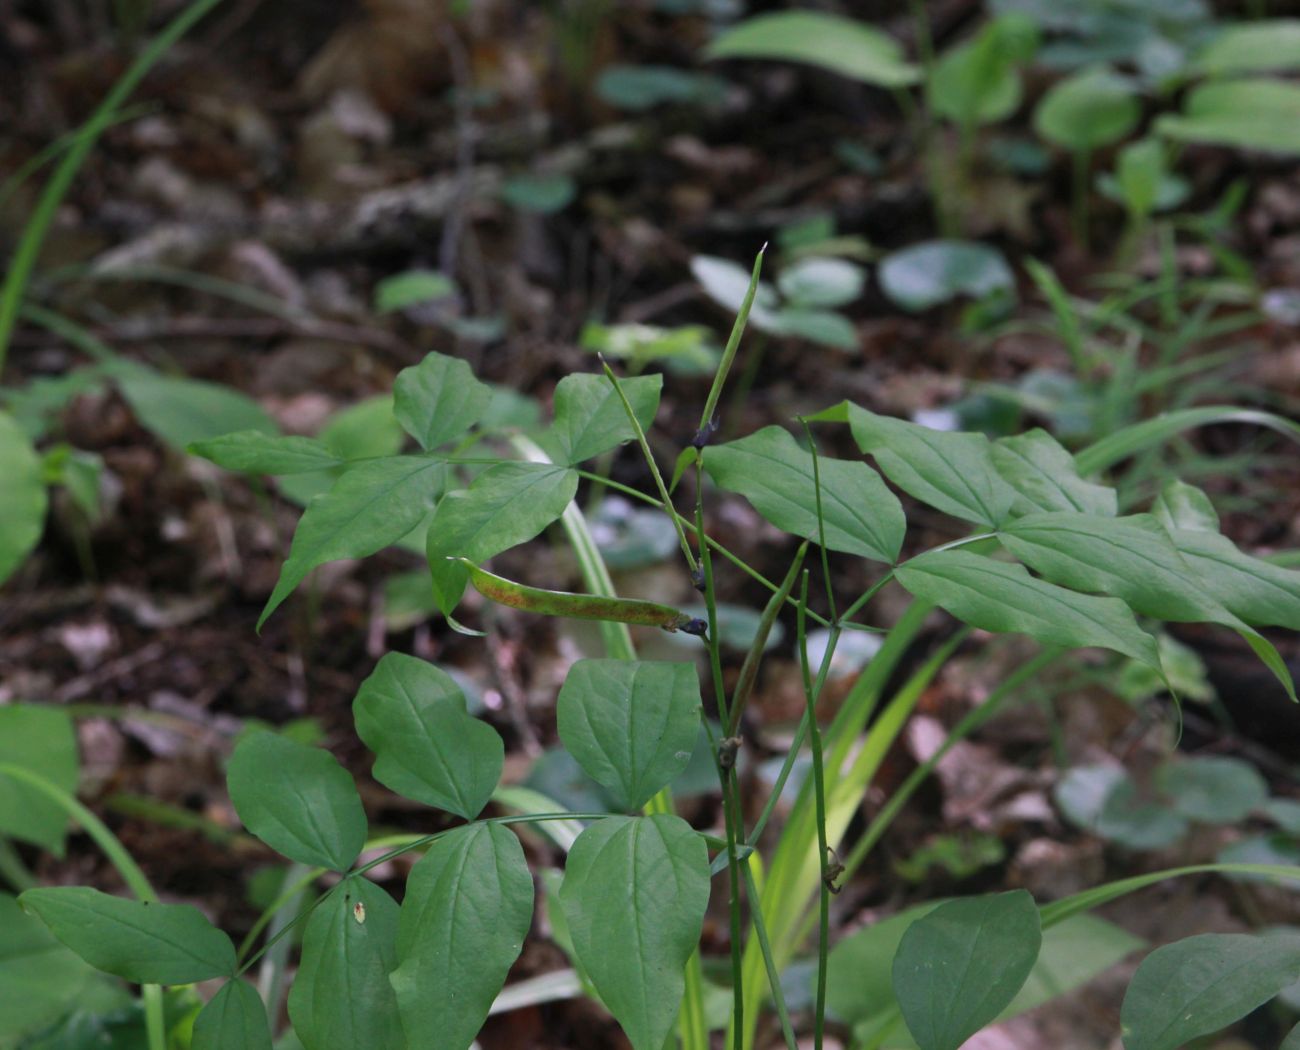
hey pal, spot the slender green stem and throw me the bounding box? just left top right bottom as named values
left=741, top=863, right=799, bottom=1050
left=0, top=0, right=225, bottom=372
left=696, top=465, right=746, bottom=1050
left=258, top=862, right=313, bottom=1030
left=745, top=709, right=810, bottom=847
left=0, top=763, right=166, bottom=1050
left=728, top=542, right=808, bottom=737
left=796, top=575, right=833, bottom=1050
left=574, top=468, right=837, bottom=629
left=699, top=248, right=766, bottom=435
left=600, top=357, right=696, bottom=573
left=0, top=837, right=37, bottom=891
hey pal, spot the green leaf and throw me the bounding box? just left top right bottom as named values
left=19, top=887, right=236, bottom=984
left=1120, top=933, right=1300, bottom=1050
left=118, top=373, right=277, bottom=449
left=189, top=432, right=344, bottom=475
left=878, top=240, right=1015, bottom=313
left=392, top=351, right=492, bottom=451
left=277, top=396, right=407, bottom=507
left=1005, top=914, right=1143, bottom=1015
left=892, top=890, right=1042, bottom=1050
left=1157, top=79, right=1300, bottom=154
left=288, top=878, right=403, bottom=1050
left=425, top=462, right=578, bottom=616
left=0, top=704, right=78, bottom=854
left=0, top=892, right=111, bottom=1043
left=1034, top=67, right=1140, bottom=152
left=192, top=980, right=273, bottom=1050
left=1193, top=20, right=1300, bottom=76
left=390, top=824, right=533, bottom=1050
left=352, top=652, right=503, bottom=819
left=931, top=13, right=1039, bottom=129
left=997, top=512, right=1293, bottom=697
left=500, top=174, right=576, bottom=214
left=1152, top=479, right=1219, bottom=533
left=226, top=732, right=367, bottom=871
left=559, top=814, right=710, bottom=1050
left=1155, top=756, right=1268, bottom=824
left=704, top=425, right=905, bottom=562
left=772, top=307, right=858, bottom=350
left=373, top=270, right=454, bottom=314
left=895, top=549, right=1161, bottom=669
left=706, top=12, right=921, bottom=88
left=1054, top=763, right=1191, bottom=850
left=261, top=456, right=446, bottom=627
left=1164, top=527, right=1300, bottom=631
left=776, top=257, right=866, bottom=308
left=0, top=411, right=47, bottom=585
left=557, top=659, right=701, bottom=811
left=836, top=402, right=1017, bottom=527
left=992, top=429, right=1117, bottom=517
left=548, top=372, right=662, bottom=465
left=828, top=902, right=942, bottom=1035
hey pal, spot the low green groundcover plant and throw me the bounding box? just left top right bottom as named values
left=6, top=255, right=1300, bottom=1050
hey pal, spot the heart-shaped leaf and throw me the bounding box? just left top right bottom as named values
left=392, top=351, right=492, bottom=451
left=892, top=890, right=1042, bottom=1050
left=227, top=733, right=367, bottom=872
left=288, top=878, right=403, bottom=1050
left=192, top=980, right=273, bottom=1050
left=557, top=659, right=701, bottom=811
left=19, top=887, right=236, bottom=985
left=390, top=824, right=534, bottom=1050
left=353, top=653, right=503, bottom=819
left=560, top=815, right=710, bottom=1050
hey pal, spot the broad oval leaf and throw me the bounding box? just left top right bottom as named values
left=776, top=257, right=866, bottom=308
left=18, top=887, right=236, bottom=984
left=0, top=704, right=78, bottom=855
left=261, top=456, right=446, bottom=627
left=559, top=814, right=710, bottom=1050
left=0, top=411, right=47, bottom=586
left=1155, top=756, right=1267, bottom=824
left=547, top=372, right=662, bottom=466
left=878, top=240, right=1015, bottom=313
left=353, top=652, right=503, bottom=819
left=1121, top=933, right=1300, bottom=1050
left=227, top=733, right=367, bottom=871
left=992, top=429, right=1117, bottom=517
left=706, top=12, right=921, bottom=88
left=288, top=878, right=403, bottom=1050
left=835, top=402, right=1017, bottom=527
left=189, top=432, right=344, bottom=476
left=1034, top=67, right=1140, bottom=151
left=426, top=462, right=579, bottom=617
left=704, top=425, right=905, bottom=562
left=192, top=980, right=273, bottom=1050
left=895, top=549, right=1161, bottom=669
left=931, top=13, right=1039, bottom=129
left=1192, top=20, right=1300, bottom=77
left=557, top=659, right=701, bottom=811
left=1157, top=79, right=1300, bottom=154
left=392, top=351, right=492, bottom=451
left=892, top=890, right=1042, bottom=1050
left=118, top=372, right=277, bottom=449
left=390, top=824, right=534, bottom=1050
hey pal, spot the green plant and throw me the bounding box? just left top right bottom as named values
left=7, top=249, right=1300, bottom=1050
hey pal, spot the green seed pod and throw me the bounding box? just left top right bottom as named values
left=457, top=559, right=696, bottom=633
